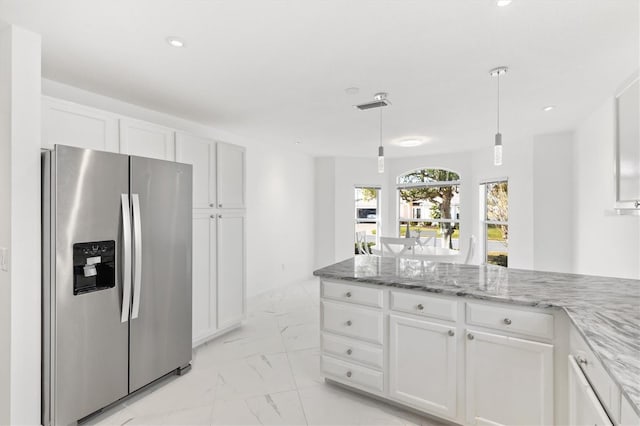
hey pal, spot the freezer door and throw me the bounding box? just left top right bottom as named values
left=129, top=156, right=193, bottom=392
left=49, top=145, right=130, bottom=425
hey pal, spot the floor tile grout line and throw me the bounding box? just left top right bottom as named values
left=283, top=344, right=311, bottom=426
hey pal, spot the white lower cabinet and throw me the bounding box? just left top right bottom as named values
left=217, top=211, right=246, bottom=330
left=465, top=329, right=554, bottom=426
left=192, top=212, right=217, bottom=345
left=192, top=210, right=246, bottom=346
left=389, top=315, right=457, bottom=419
left=568, top=355, right=613, bottom=426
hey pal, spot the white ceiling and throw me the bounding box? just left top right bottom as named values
left=0, top=0, right=638, bottom=157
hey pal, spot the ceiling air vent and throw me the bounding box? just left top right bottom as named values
left=354, top=92, right=391, bottom=110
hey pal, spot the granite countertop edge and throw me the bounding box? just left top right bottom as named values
left=312, top=259, right=640, bottom=417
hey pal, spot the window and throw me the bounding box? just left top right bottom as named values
left=354, top=186, right=380, bottom=253
left=480, top=180, right=508, bottom=266
left=397, top=169, right=461, bottom=250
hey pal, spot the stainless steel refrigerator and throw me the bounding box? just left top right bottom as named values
left=42, top=145, right=193, bottom=425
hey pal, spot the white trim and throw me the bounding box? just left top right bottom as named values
left=397, top=180, right=461, bottom=189
left=478, top=177, right=509, bottom=185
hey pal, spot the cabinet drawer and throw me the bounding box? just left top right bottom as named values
left=322, top=281, right=383, bottom=308
left=570, top=326, right=619, bottom=420
left=321, top=301, right=383, bottom=344
left=466, top=302, right=554, bottom=339
left=322, top=333, right=383, bottom=369
left=321, top=355, right=383, bottom=393
left=391, top=291, right=457, bottom=322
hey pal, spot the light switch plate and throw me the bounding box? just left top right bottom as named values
left=0, top=247, right=8, bottom=272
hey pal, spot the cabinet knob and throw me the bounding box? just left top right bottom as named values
left=218, top=215, right=222, bottom=218
left=448, top=330, right=455, bottom=337
left=503, top=318, right=512, bottom=325
left=346, top=349, right=352, bottom=355
left=635, top=200, right=640, bottom=208
left=577, top=356, right=588, bottom=366
left=345, top=292, right=352, bottom=298
left=346, top=371, right=352, bottom=378
left=417, top=304, right=424, bottom=311
left=210, top=214, right=215, bottom=219
left=209, top=203, right=214, bottom=208
left=219, top=204, right=223, bottom=208
left=346, top=320, right=352, bottom=326
left=467, top=333, right=474, bottom=340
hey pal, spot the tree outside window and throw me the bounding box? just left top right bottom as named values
left=397, top=168, right=461, bottom=250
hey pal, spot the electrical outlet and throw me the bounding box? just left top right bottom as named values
left=0, top=247, right=7, bottom=272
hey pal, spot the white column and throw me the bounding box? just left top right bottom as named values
left=0, top=24, right=42, bottom=425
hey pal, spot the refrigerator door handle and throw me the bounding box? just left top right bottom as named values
left=120, top=194, right=132, bottom=323
left=131, top=193, right=143, bottom=319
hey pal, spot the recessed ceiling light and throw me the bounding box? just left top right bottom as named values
left=345, top=87, right=360, bottom=95
left=543, top=105, right=555, bottom=112
left=497, top=0, right=512, bottom=6
left=394, top=138, right=427, bottom=148
left=166, top=37, right=185, bottom=48
left=295, top=140, right=302, bottom=145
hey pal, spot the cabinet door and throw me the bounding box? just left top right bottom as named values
left=389, top=315, right=457, bottom=419
left=192, top=212, right=217, bottom=345
left=465, top=330, right=553, bottom=426
left=568, top=356, right=613, bottom=426
left=119, top=118, right=175, bottom=160
left=176, top=133, right=216, bottom=209
left=217, top=211, right=246, bottom=329
left=42, top=97, right=119, bottom=152
left=216, top=142, right=245, bottom=209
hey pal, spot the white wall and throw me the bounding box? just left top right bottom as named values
left=41, top=79, right=316, bottom=296
left=573, top=98, right=640, bottom=279
left=314, top=157, right=336, bottom=268
left=0, top=24, right=42, bottom=426
left=533, top=132, right=575, bottom=273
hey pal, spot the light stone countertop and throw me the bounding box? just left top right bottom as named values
left=313, top=256, right=640, bottom=416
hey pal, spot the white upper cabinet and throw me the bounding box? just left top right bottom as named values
left=119, top=118, right=175, bottom=161
left=42, top=97, right=119, bottom=152
left=175, top=132, right=216, bottom=209
left=465, top=329, right=554, bottom=426
left=216, top=142, right=246, bottom=209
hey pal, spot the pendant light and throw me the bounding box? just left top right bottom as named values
left=378, top=106, right=384, bottom=173
left=490, top=66, right=508, bottom=166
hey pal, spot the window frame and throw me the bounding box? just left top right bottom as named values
left=396, top=169, right=461, bottom=250
left=479, top=178, right=509, bottom=266
left=354, top=185, right=382, bottom=250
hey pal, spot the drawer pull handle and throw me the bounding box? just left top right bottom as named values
left=346, top=371, right=352, bottom=378
left=346, top=349, right=353, bottom=355
left=346, top=320, right=352, bottom=326
left=467, top=333, right=474, bottom=340
left=503, top=318, right=512, bottom=325
left=448, top=330, right=455, bottom=337
left=345, top=292, right=352, bottom=298
left=577, top=356, right=588, bottom=366
left=417, top=304, right=424, bottom=311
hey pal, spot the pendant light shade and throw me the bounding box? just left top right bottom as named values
left=378, top=145, right=385, bottom=173
left=494, top=133, right=503, bottom=166
left=490, top=66, right=508, bottom=166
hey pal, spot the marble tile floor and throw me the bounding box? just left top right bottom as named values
left=86, top=279, right=447, bottom=426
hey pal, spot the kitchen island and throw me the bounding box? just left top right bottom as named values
left=313, top=256, right=640, bottom=425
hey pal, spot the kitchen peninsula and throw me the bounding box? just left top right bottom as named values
left=313, top=256, right=640, bottom=426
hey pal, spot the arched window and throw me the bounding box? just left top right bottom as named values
left=397, top=168, right=461, bottom=250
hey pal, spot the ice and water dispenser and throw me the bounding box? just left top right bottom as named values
left=72, top=240, right=116, bottom=295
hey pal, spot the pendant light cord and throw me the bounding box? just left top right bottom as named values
left=379, top=107, right=383, bottom=148
left=497, top=74, right=500, bottom=132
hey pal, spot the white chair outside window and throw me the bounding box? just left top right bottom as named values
left=378, top=237, right=418, bottom=257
